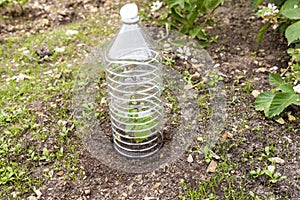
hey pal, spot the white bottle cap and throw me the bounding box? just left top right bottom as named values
left=120, top=3, right=139, bottom=23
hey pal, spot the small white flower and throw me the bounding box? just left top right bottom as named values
left=293, top=84, right=300, bottom=93
left=264, top=3, right=279, bottom=16
left=177, top=46, right=191, bottom=60
left=151, top=1, right=163, bottom=12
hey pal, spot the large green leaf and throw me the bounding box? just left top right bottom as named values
left=285, top=21, right=300, bottom=45
left=281, top=0, right=300, bottom=10
left=269, top=73, right=283, bottom=87
left=268, top=92, right=300, bottom=118
left=282, top=8, right=300, bottom=19
left=281, top=0, right=300, bottom=20
left=279, top=84, right=294, bottom=92
left=255, top=91, right=275, bottom=118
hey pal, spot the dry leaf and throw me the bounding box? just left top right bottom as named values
left=287, top=112, right=296, bottom=121
left=153, top=182, right=161, bottom=189
left=270, top=157, right=285, bottom=165
left=276, top=117, right=285, bottom=125
left=222, top=132, right=233, bottom=141
left=56, top=171, right=64, bottom=176
left=206, top=160, right=217, bottom=173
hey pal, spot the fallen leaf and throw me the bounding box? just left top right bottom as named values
left=251, top=90, right=260, bottom=98
left=255, top=67, right=267, bottom=73
left=153, top=182, right=161, bottom=189
left=206, top=160, right=217, bottom=173
left=276, top=117, right=285, bottom=125
left=269, top=157, right=285, bottom=165
left=221, top=132, right=233, bottom=141
left=187, top=154, right=193, bottom=163
left=287, top=112, right=296, bottom=121
left=56, top=171, right=64, bottom=176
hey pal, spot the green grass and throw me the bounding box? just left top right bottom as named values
left=178, top=86, right=297, bottom=200
left=0, top=13, right=113, bottom=198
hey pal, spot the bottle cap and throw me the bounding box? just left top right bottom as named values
left=120, top=3, right=139, bottom=23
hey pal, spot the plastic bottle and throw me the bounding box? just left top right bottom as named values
left=104, top=3, right=164, bottom=158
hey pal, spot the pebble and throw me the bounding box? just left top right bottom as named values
left=191, top=58, right=198, bottom=63
left=84, top=189, right=91, bottom=195
left=187, top=154, right=193, bottom=163
left=27, top=196, right=37, bottom=200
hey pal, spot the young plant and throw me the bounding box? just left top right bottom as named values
left=125, top=107, right=156, bottom=143
left=255, top=72, right=300, bottom=118
left=152, top=0, right=224, bottom=46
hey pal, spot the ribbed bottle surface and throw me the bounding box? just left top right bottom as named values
left=104, top=4, right=163, bottom=158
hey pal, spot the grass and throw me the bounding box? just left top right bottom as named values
left=1, top=2, right=299, bottom=199
left=0, top=12, right=113, bottom=198
left=178, top=88, right=298, bottom=199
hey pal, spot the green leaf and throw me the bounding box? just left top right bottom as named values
left=269, top=73, right=283, bottom=87
left=268, top=92, right=300, bottom=118
left=279, top=84, right=294, bottom=92
left=296, top=72, right=300, bottom=81
left=281, top=0, right=300, bottom=10
left=285, top=21, right=300, bottom=45
left=170, top=7, right=186, bottom=24
left=280, top=0, right=300, bottom=19
left=189, top=27, right=207, bottom=41
left=255, top=91, right=275, bottom=117
left=292, top=64, right=300, bottom=71
left=281, top=8, right=300, bottom=19
left=257, top=23, right=271, bottom=43
left=263, top=169, right=273, bottom=177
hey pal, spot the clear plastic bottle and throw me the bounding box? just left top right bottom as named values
left=104, top=3, right=164, bottom=158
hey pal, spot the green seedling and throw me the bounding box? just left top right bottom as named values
left=125, top=107, right=156, bottom=143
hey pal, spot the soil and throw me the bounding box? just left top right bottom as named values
left=1, top=0, right=299, bottom=199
